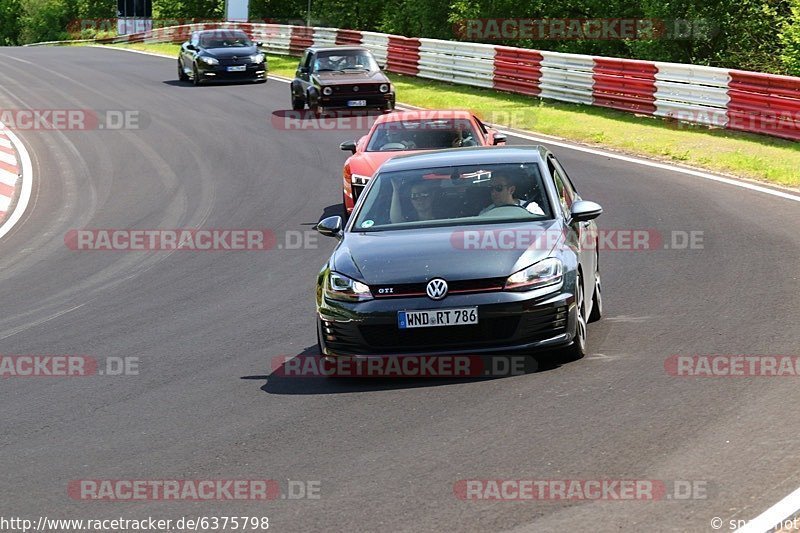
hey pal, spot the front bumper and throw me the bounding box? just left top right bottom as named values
left=197, top=63, right=267, bottom=81
left=317, top=288, right=576, bottom=356
left=318, top=93, right=395, bottom=111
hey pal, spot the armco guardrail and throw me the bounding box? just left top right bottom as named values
left=97, top=22, right=800, bottom=141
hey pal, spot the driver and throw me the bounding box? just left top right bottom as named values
left=479, top=174, right=544, bottom=215
left=380, top=126, right=417, bottom=150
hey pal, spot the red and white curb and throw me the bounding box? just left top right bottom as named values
left=0, top=121, right=32, bottom=240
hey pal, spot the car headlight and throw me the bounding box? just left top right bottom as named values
left=350, top=173, right=371, bottom=185
left=326, top=272, right=373, bottom=302
left=199, top=56, right=219, bottom=65
left=504, top=258, right=563, bottom=292
left=322, top=87, right=333, bottom=96
left=250, top=53, right=265, bottom=64
left=379, top=83, right=389, bottom=93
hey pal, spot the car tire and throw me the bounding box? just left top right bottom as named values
left=291, top=93, right=305, bottom=110
left=562, top=273, right=588, bottom=361
left=588, top=271, right=603, bottom=323
left=178, top=60, right=189, bottom=81
left=192, top=64, right=202, bottom=86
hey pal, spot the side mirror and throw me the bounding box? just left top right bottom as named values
left=316, top=216, right=343, bottom=238
left=185, top=43, right=196, bottom=51
left=570, top=200, right=603, bottom=222
left=379, top=64, right=386, bottom=71
left=492, top=132, right=507, bottom=145
left=298, top=66, right=309, bottom=75
left=255, top=41, right=264, bottom=48
left=340, top=140, right=357, bottom=154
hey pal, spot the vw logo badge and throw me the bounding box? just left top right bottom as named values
left=426, top=278, right=448, bottom=300
left=353, top=85, right=359, bottom=92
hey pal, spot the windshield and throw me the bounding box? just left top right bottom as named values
left=352, top=163, right=552, bottom=231
left=366, top=119, right=480, bottom=152
left=200, top=32, right=253, bottom=48
left=313, top=51, right=379, bottom=73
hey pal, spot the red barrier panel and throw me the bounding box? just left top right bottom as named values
left=387, top=36, right=420, bottom=75
left=289, top=26, right=314, bottom=56
left=728, top=71, right=800, bottom=141
left=336, top=29, right=363, bottom=45
left=592, top=58, right=657, bottom=114
left=492, top=46, right=543, bottom=97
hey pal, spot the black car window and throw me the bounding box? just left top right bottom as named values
left=199, top=32, right=252, bottom=48
left=303, top=51, right=313, bottom=70
left=352, top=163, right=552, bottom=231
left=313, top=51, right=379, bottom=73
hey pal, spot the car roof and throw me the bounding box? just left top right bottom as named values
left=307, top=46, right=370, bottom=53
left=196, top=29, right=248, bottom=35
left=378, top=145, right=549, bottom=173
left=373, top=110, right=475, bottom=125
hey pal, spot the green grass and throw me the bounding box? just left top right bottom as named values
left=109, top=43, right=800, bottom=188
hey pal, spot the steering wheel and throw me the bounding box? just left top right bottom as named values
left=380, top=142, right=409, bottom=151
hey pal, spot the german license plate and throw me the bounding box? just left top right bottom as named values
left=347, top=100, right=367, bottom=107
left=398, top=308, right=478, bottom=329
left=227, top=65, right=246, bottom=72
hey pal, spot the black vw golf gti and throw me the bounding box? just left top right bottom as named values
left=315, top=146, right=604, bottom=360
left=178, top=29, right=267, bottom=85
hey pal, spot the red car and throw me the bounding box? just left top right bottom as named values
left=339, top=110, right=507, bottom=217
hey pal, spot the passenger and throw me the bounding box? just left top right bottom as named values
left=479, top=174, right=544, bottom=215
left=390, top=180, right=437, bottom=223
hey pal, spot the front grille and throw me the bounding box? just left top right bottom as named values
left=332, top=84, right=382, bottom=95
left=360, top=316, right=520, bottom=352
left=321, top=320, right=363, bottom=354
left=516, top=305, right=569, bottom=340
left=352, top=183, right=365, bottom=203
left=372, top=278, right=507, bottom=299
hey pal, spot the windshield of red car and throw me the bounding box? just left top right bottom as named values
left=366, top=119, right=480, bottom=152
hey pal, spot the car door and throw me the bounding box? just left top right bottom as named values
left=183, top=32, right=199, bottom=68
left=295, top=51, right=314, bottom=96
left=547, top=154, right=597, bottom=307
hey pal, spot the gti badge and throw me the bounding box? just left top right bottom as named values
left=426, top=278, right=448, bottom=300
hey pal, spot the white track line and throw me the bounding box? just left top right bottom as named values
left=735, top=487, right=800, bottom=532
left=0, top=123, right=32, bottom=240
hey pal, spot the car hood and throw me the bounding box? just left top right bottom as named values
left=203, top=47, right=258, bottom=58
left=313, top=70, right=389, bottom=85
left=332, top=220, right=564, bottom=284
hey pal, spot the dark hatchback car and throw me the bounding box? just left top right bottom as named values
left=315, top=146, right=604, bottom=360
left=178, top=29, right=267, bottom=85
left=291, top=46, right=395, bottom=116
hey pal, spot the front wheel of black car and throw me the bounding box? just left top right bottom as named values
left=562, top=273, right=588, bottom=361
left=292, top=95, right=305, bottom=110
left=178, top=60, right=189, bottom=81
left=192, top=64, right=202, bottom=86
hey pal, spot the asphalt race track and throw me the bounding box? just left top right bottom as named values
left=0, top=47, right=799, bottom=532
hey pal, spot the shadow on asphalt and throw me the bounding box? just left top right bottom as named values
left=244, top=345, right=574, bottom=395
left=162, top=80, right=266, bottom=88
